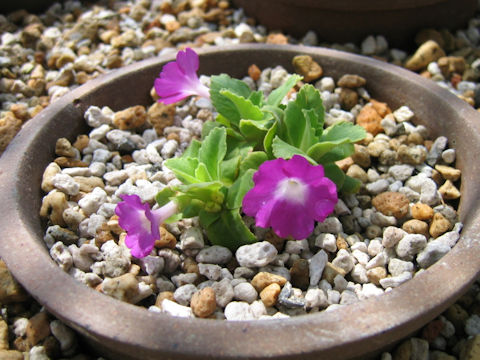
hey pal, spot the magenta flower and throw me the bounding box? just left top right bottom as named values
left=115, top=195, right=178, bottom=258
left=154, top=47, right=210, bottom=104
left=242, top=155, right=338, bottom=240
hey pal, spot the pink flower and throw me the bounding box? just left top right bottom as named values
left=242, top=155, right=338, bottom=240
left=154, top=47, right=210, bottom=104
left=115, top=195, right=178, bottom=258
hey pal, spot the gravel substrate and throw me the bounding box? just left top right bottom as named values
left=1, top=0, right=480, bottom=359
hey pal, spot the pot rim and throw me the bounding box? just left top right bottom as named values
left=1, top=44, right=479, bottom=359
left=273, top=0, right=449, bottom=11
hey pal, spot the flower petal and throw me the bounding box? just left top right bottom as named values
left=270, top=199, right=314, bottom=239
left=176, top=47, right=199, bottom=76
left=283, top=154, right=325, bottom=185
left=154, top=48, right=210, bottom=104
left=125, top=233, right=155, bottom=258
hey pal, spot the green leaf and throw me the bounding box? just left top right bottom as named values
left=220, top=155, right=241, bottom=185
left=201, top=121, right=221, bottom=139
left=164, top=157, right=200, bottom=184
left=266, top=74, right=302, bottom=106
left=182, top=139, right=202, bottom=158
left=195, top=162, right=212, bottom=182
left=201, top=208, right=257, bottom=250
left=272, top=136, right=316, bottom=163
left=220, top=90, right=264, bottom=121
left=239, top=151, right=268, bottom=175
left=316, top=143, right=355, bottom=164
left=226, top=169, right=255, bottom=210
left=341, top=175, right=362, bottom=194
left=323, top=163, right=345, bottom=189
left=320, top=121, right=366, bottom=143
left=175, top=182, right=224, bottom=204
left=294, top=84, right=325, bottom=136
left=283, top=101, right=316, bottom=151
left=248, top=90, right=264, bottom=107
left=263, top=121, right=278, bottom=158
left=198, top=126, right=226, bottom=180
left=155, top=187, right=176, bottom=207
left=210, top=74, right=252, bottom=126
left=239, top=119, right=269, bottom=143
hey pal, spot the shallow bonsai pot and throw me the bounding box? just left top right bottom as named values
left=233, top=0, right=477, bottom=47
left=0, top=44, right=480, bottom=360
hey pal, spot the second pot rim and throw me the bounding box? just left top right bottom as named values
left=1, top=44, right=480, bottom=359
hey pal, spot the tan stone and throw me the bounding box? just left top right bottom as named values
left=248, top=64, right=261, bottom=81
left=73, top=134, right=89, bottom=151
left=322, top=262, right=347, bottom=284
left=370, top=99, right=392, bottom=118
left=251, top=272, right=287, bottom=292
left=402, top=219, right=429, bottom=238
left=41, top=162, right=62, bottom=192
left=0, top=113, right=22, bottom=154
left=182, top=257, right=200, bottom=274
left=372, top=192, right=409, bottom=219
left=460, top=334, right=480, bottom=360
left=351, top=144, right=371, bottom=168
left=339, top=88, right=358, bottom=110
left=147, top=102, right=176, bottom=136
left=439, top=180, right=461, bottom=200
left=337, top=74, right=366, bottom=88
left=435, top=165, right=461, bottom=182
left=346, top=164, right=368, bottom=183
left=411, top=202, right=434, bottom=221
left=289, top=259, right=310, bottom=291
left=100, top=273, right=140, bottom=304
left=113, top=105, right=147, bottom=130
left=54, top=157, right=88, bottom=168
left=260, top=283, right=281, bottom=307
left=191, top=287, right=217, bottom=318
left=0, top=350, right=24, bottom=360
left=266, top=33, right=288, bottom=45
left=26, top=311, right=51, bottom=346
left=366, top=267, right=387, bottom=285
left=292, top=55, right=323, bottom=82
left=40, top=190, right=68, bottom=226
left=405, top=40, right=446, bottom=71
left=0, top=320, right=8, bottom=350
left=356, top=103, right=383, bottom=136
left=335, top=157, right=354, bottom=171
left=155, top=227, right=177, bottom=249
left=155, top=291, right=175, bottom=308
left=73, top=176, right=105, bottom=192
left=437, top=56, right=466, bottom=77
left=336, top=236, right=349, bottom=251
left=429, top=212, right=452, bottom=238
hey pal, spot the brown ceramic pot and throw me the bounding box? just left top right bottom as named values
left=0, top=44, right=479, bottom=360
left=233, top=0, right=477, bottom=47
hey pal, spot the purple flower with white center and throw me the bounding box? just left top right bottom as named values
left=115, top=194, right=178, bottom=258
left=242, top=155, right=338, bottom=240
left=154, top=47, right=210, bottom=104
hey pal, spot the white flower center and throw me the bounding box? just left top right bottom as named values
left=274, top=178, right=307, bottom=204
left=138, top=209, right=151, bottom=232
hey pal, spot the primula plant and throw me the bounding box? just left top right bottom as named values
left=116, top=48, right=366, bottom=257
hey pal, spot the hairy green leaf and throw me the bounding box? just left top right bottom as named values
left=266, top=74, right=302, bottom=107
left=226, top=169, right=255, bottom=210
left=195, top=162, right=212, bottom=182
left=294, top=84, right=325, bottom=136
left=201, top=208, right=257, bottom=250
left=220, top=90, right=264, bottom=121
left=220, top=155, right=241, bottom=185
left=323, top=163, right=345, bottom=189
left=198, top=126, right=226, bottom=180
left=320, top=121, right=366, bottom=143
left=272, top=136, right=315, bottom=163
left=239, top=151, right=268, bottom=175
left=341, top=175, right=362, bottom=194
left=155, top=187, right=176, bottom=207
left=210, top=74, right=252, bottom=126
left=182, top=139, right=202, bottom=158
left=315, top=143, right=355, bottom=164
left=164, top=157, right=200, bottom=184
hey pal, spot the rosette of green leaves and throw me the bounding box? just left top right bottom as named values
left=156, top=126, right=265, bottom=250
left=207, top=73, right=367, bottom=193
